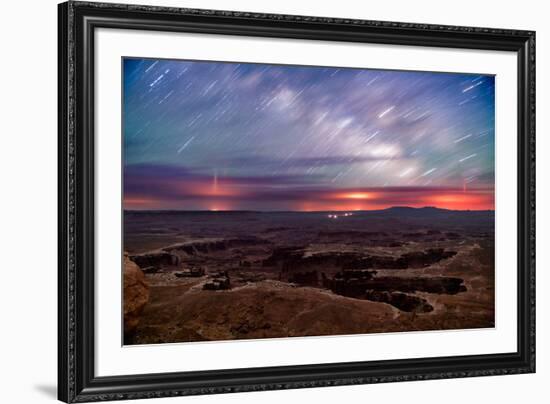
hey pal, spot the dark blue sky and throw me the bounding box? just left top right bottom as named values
left=123, top=58, right=495, bottom=211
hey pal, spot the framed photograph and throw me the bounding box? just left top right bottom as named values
left=58, top=1, right=535, bottom=402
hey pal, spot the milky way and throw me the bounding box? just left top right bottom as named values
left=123, top=58, right=495, bottom=211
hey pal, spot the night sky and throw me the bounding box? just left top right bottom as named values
left=123, top=58, right=495, bottom=211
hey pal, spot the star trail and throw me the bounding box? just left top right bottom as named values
left=123, top=58, right=495, bottom=211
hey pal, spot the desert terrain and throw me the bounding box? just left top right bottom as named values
left=123, top=207, right=495, bottom=345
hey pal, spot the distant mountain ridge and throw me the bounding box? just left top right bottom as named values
left=362, top=206, right=494, bottom=218
left=384, top=206, right=450, bottom=213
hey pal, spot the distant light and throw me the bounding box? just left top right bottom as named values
left=345, top=192, right=371, bottom=200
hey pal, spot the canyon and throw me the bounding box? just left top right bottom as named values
left=122, top=207, right=495, bottom=344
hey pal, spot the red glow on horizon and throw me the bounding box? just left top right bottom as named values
left=124, top=178, right=494, bottom=211
left=338, top=192, right=373, bottom=200
left=124, top=192, right=493, bottom=211
left=423, top=192, right=494, bottom=210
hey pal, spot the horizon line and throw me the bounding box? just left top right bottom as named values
left=123, top=206, right=495, bottom=213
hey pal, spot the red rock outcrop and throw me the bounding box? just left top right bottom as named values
left=124, top=252, right=149, bottom=335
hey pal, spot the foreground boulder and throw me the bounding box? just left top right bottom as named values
left=124, top=252, right=149, bottom=335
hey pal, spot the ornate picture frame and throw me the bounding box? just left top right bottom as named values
left=58, top=1, right=535, bottom=402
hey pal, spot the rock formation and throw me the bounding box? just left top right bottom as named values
left=263, top=247, right=457, bottom=272
left=123, top=252, right=149, bottom=335
left=174, top=267, right=205, bottom=278
left=324, top=273, right=466, bottom=298
left=364, top=290, right=434, bottom=312
left=288, top=270, right=319, bottom=286
left=343, top=248, right=457, bottom=270
left=165, top=237, right=270, bottom=256
left=203, top=271, right=231, bottom=290
left=130, top=251, right=180, bottom=269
